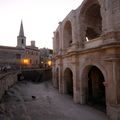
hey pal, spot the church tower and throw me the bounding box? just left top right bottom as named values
left=17, top=21, right=26, bottom=48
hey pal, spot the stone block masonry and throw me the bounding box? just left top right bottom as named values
left=0, top=72, right=18, bottom=100
left=21, top=68, right=52, bottom=82
left=52, top=0, right=120, bottom=119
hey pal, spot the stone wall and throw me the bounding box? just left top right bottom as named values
left=52, top=0, right=120, bottom=119
left=0, top=72, right=18, bottom=100
left=21, top=69, right=52, bottom=82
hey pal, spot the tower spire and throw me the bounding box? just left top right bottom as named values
left=19, top=20, right=24, bottom=36
left=17, top=20, right=26, bottom=48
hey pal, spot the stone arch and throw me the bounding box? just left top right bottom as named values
left=80, top=0, right=101, bottom=15
left=55, top=31, right=60, bottom=53
left=79, top=0, right=102, bottom=42
left=63, top=20, right=72, bottom=49
left=64, top=68, right=73, bottom=96
left=80, top=64, right=107, bottom=112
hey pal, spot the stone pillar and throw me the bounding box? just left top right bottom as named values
left=59, top=59, right=64, bottom=94
left=61, top=69, right=67, bottom=94
left=110, top=0, right=120, bottom=31
left=73, top=55, right=80, bottom=103
left=79, top=74, right=87, bottom=105
left=52, top=62, right=56, bottom=88
left=71, top=12, right=79, bottom=50
left=106, top=59, right=120, bottom=120
left=101, top=0, right=120, bottom=33
left=77, top=16, right=86, bottom=48
left=58, top=22, right=62, bottom=52
left=53, top=32, right=56, bottom=54
left=101, top=0, right=114, bottom=34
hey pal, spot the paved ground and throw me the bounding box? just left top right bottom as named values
left=0, top=80, right=108, bottom=120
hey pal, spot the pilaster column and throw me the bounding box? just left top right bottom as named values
left=106, top=59, right=120, bottom=120
left=58, top=58, right=64, bottom=94
left=73, top=55, right=80, bottom=103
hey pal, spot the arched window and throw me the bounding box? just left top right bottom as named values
left=85, top=3, right=102, bottom=41
left=22, top=39, right=24, bottom=44
left=79, top=0, right=102, bottom=43
left=63, top=21, right=72, bottom=48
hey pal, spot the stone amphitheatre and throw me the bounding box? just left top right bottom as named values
left=52, top=0, right=120, bottom=119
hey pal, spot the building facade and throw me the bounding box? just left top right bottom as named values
left=17, top=21, right=39, bottom=68
left=0, top=46, right=24, bottom=70
left=39, top=48, right=53, bottom=68
left=0, top=21, right=39, bottom=70
left=52, top=0, right=120, bottom=119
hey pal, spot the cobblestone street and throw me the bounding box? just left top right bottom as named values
left=0, top=80, right=108, bottom=120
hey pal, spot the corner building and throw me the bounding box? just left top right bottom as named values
left=52, top=0, right=120, bottom=119
left=0, top=21, right=39, bottom=69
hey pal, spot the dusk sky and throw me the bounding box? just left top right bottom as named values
left=0, top=0, right=83, bottom=49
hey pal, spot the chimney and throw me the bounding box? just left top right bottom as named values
left=31, top=40, right=35, bottom=47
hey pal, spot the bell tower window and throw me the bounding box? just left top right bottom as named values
left=22, top=39, right=24, bottom=44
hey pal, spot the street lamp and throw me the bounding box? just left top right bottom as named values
left=21, top=58, right=30, bottom=68
left=47, top=60, right=52, bottom=67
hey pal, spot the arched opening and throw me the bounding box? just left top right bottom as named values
left=87, top=66, right=106, bottom=112
left=64, top=68, right=73, bottom=96
left=79, top=0, right=102, bottom=41
left=55, top=31, right=59, bottom=53
left=85, top=3, right=102, bottom=41
left=56, top=68, right=59, bottom=89
left=63, top=21, right=72, bottom=48
left=22, top=39, right=24, bottom=44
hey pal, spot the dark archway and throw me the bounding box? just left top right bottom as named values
left=85, top=3, right=102, bottom=41
left=63, top=21, right=72, bottom=48
left=87, top=66, right=106, bottom=112
left=64, top=68, right=73, bottom=96
left=79, top=0, right=102, bottom=42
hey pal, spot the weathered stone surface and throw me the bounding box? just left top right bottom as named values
left=53, top=0, right=120, bottom=120
left=0, top=81, right=108, bottom=120
left=0, top=72, right=17, bottom=100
